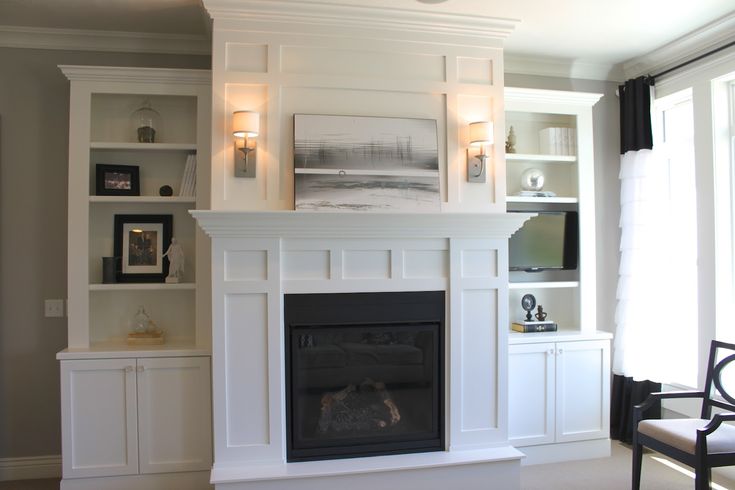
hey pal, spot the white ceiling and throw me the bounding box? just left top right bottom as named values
left=0, top=0, right=734, bottom=69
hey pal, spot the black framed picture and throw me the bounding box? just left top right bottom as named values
left=114, top=214, right=172, bottom=283
left=96, top=164, right=140, bottom=196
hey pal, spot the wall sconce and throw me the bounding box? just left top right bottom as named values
left=467, top=121, right=493, bottom=183
left=233, top=110, right=259, bottom=178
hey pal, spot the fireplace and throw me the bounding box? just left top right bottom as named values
left=285, top=291, right=445, bottom=461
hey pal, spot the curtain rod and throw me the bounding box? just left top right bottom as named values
left=648, top=39, right=735, bottom=84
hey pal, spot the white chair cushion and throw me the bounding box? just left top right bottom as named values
left=638, top=418, right=735, bottom=454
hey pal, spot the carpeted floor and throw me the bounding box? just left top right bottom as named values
left=1, top=442, right=733, bottom=489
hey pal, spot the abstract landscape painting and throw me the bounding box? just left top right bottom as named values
left=294, top=114, right=440, bottom=212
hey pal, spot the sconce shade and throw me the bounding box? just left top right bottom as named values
left=469, top=121, right=493, bottom=146
left=233, top=111, right=259, bottom=138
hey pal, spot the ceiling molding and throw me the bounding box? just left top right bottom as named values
left=203, top=0, right=518, bottom=41
left=623, top=11, right=735, bottom=80
left=505, top=86, right=603, bottom=107
left=59, top=65, right=211, bottom=85
left=0, top=25, right=210, bottom=56
left=503, top=53, right=624, bottom=82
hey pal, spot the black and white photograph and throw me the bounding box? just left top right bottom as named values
left=113, top=214, right=172, bottom=282
left=95, top=163, right=140, bottom=196
left=294, top=114, right=440, bottom=212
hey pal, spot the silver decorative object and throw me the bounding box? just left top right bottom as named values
left=520, top=167, right=545, bottom=191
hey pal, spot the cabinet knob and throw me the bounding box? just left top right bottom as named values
left=124, top=366, right=133, bottom=373
left=136, top=366, right=145, bottom=373
left=547, top=349, right=554, bottom=355
left=557, top=348, right=563, bottom=355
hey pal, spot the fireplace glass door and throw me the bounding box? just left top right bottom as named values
left=285, top=291, right=444, bottom=461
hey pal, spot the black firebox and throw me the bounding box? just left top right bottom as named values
left=285, top=291, right=445, bottom=462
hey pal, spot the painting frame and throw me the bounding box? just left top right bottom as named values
left=293, top=114, right=440, bottom=212
left=96, top=163, right=140, bottom=196
left=113, top=214, right=172, bottom=283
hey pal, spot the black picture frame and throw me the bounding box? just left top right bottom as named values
left=113, top=214, right=172, bottom=283
left=96, top=164, right=140, bottom=196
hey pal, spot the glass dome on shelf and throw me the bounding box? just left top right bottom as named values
left=131, top=99, right=161, bottom=143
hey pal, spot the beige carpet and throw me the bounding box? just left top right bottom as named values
left=521, top=441, right=734, bottom=490
left=2, top=442, right=733, bottom=490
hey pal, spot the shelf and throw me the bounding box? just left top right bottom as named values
left=509, top=281, right=579, bottom=289
left=506, top=196, right=578, bottom=204
left=506, top=153, right=576, bottom=163
left=90, top=142, right=197, bottom=151
left=90, top=282, right=196, bottom=291
left=57, top=342, right=210, bottom=360
left=89, top=196, right=196, bottom=204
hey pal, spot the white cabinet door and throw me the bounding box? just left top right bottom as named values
left=137, top=357, right=212, bottom=474
left=508, top=342, right=555, bottom=446
left=555, top=340, right=610, bottom=443
left=60, top=359, right=138, bottom=478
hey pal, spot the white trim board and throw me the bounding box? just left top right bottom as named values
left=0, top=455, right=61, bottom=481
left=0, top=25, right=210, bottom=55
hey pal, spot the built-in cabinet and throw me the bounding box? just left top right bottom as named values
left=57, top=66, right=213, bottom=490
left=60, top=356, right=212, bottom=478
left=504, top=88, right=612, bottom=464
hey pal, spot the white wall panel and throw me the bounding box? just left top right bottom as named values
left=283, top=250, right=331, bottom=280
left=281, top=45, right=446, bottom=82
left=403, top=250, right=448, bottom=279
left=343, top=250, right=391, bottom=279
left=225, top=251, right=269, bottom=281
left=224, top=293, right=270, bottom=447
left=226, top=43, right=268, bottom=73
left=461, top=250, right=498, bottom=278
left=457, top=57, right=494, bottom=85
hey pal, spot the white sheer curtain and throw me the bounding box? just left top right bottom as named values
left=614, top=92, right=698, bottom=385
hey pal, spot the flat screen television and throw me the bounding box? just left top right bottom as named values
left=509, top=211, right=578, bottom=272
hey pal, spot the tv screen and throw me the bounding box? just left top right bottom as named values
left=509, top=211, right=578, bottom=272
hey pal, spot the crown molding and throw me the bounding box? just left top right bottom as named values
left=505, top=86, right=603, bottom=107
left=0, top=25, right=210, bottom=56
left=202, top=0, right=518, bottom=41
left=504, top=53, right=624, bottom=82
left=623, top=11, right=735, bottom=80
left=59, top=65, right=211, bottom=85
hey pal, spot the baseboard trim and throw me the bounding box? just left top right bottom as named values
left=515, top=439, right=611, bottom=466
left=0, top=455, right=62, bottom=481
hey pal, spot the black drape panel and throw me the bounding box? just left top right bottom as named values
left=619, top=76, right=653, bottom=154
left=610, top=375, right=661, bottom=443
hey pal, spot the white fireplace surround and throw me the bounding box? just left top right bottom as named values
left=193, top=210, right=532, bottom=490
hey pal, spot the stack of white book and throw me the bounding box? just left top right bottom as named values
left=179, top=154, right=197, bottom=197
left=538, top=127, right=576, bottom=156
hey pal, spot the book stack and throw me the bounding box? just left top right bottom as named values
left=538, top=127, right=577, bottom=156
left=179, top=153, right=197, bottom=197
left=511, top=320, right=558, bottom=333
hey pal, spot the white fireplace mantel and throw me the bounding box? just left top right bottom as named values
left=190, top=210, right=534, bottom=239
left=192, top=209, right=532, bottom=490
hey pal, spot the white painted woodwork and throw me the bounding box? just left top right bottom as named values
left=60, top=356, right=212, bottom=485
left=137, top=357, right=213, bottom=474
left=203, top=0, right=512, bottom=212
left=60, top=359, right=138, bottom=478
left=193, top=211, right=530, bottom=485
left=60, top=65, right=212, bottom=351
left=508, top=337, right=611, bottom=464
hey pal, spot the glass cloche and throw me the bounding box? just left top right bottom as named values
left=131, top=99, right=161, bottom=143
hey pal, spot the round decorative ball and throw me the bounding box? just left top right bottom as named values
left=520, top=168, right=545, bottom=191
left=159, top=185, right=173, bottom=197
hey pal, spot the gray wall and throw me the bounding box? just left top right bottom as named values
left=505, top=74, right=621, bottom=335
left=0, top=47, right=209, bottom=459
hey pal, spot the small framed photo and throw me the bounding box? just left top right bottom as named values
left=96, top=164, right=140, bottom=196
left=114, top=214, right=172, bottom=283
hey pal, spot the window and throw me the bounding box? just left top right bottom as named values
left=651, top=89, right=698, bottom=387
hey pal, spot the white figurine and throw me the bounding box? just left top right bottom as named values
left=163, top=237, right=184, bottom=283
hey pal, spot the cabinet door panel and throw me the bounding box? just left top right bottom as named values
left=508, top=342, right=555, bottom=446
left=137, top=357, right=212, bottom=473
left=60, top=359, right=138, bottom=478
left=555, top=340, right=610, bottom=442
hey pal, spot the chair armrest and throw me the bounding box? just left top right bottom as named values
left=634, top=390, right=705, bottom=422
left=700, top=412, right=735, bottom=436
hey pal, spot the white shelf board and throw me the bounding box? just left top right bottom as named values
left=89, top=282, right=196, bottom=291
left=90, top=142, right=197, bottom=151
left=89, top=196, right=196, bottom=204
left=57, top=341, right=210, bottom=360
left=509, top=281, right=579, bottom=289
left=506, top=153, right=576, bottom=163
left=506, top=196, right=578, bottom=204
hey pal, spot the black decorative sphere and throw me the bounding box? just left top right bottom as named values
left=159, top=185, right=173, bottom=197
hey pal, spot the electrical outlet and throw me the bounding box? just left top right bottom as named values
left=45, top=299, right=64, bottom=318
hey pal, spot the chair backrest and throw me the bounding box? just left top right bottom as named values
left=701, top=340, right=735, bottom=418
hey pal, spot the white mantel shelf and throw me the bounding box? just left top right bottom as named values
left=190, top=210, right=535, bottom=239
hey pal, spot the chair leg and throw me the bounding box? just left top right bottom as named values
left=632, top=442, right=643, bottom=490
left=694, top=466, right=711, bottom=490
